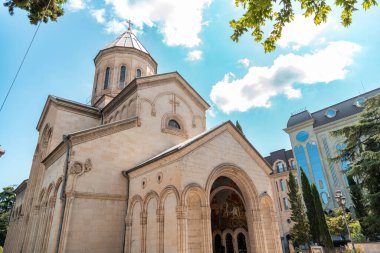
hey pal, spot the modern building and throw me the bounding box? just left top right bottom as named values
left=4, top=27, right=283, bottom=253
left=265, top=149, right=297, bottom=253
left=284, top=87, right=380, bottom=211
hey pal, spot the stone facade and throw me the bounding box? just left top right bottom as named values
left=265, top=149, right=298, bottom=253
left=4, top=29, right=282, bottom=253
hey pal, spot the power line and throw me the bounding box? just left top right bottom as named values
left=0, top=0, right=53, bottom=112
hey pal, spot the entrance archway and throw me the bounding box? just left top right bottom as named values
left=210, top=176, right=249, bottom=253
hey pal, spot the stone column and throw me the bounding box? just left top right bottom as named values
left=176, top=206, right=187, bottom=253
left=58, top=193, right=75, bottom=253
left=141, top=212, right=147, bottom=253
left=41, top=197, right=57, bottom=253
left=157, top=208, right=165, bottom=253
left=202, top=206, right=212, bottom=253
left=28, top=205, right=42, bottom=252
left=124, top=216, right=133, bottom=253
left=35, top=201, right=48, bottom=253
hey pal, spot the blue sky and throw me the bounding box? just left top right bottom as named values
left=0, top=0, right=379, bottom=189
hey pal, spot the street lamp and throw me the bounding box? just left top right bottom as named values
left=335, top=190, right=356, bottom=253
left=0, top=146, right=5, bottom=157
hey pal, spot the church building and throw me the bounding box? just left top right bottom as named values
left=4, top=27, right=282, bottom=253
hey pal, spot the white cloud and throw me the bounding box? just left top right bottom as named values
left=277, top=15, right=329, bottom=50
left=104, top=0, right=212, bottom=47
left=238, top=58, right=250, bottom=68
left=187, top=50, right=203, bottom=61
left=105, top=19, right=128, bottom=34
left=91, top=9, right=106, bottom=24
left=67, top=0, right=86, bottom=11
left=210, top=41, right=361, bottom=114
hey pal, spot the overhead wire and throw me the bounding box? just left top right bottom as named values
left=0, top=0, right=54, bottom=112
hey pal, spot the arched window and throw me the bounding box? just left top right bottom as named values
left=168, top=119, right=181, bottom=129
left=104, top=67, right=110, bottom=89
left=276, top=162, right=285, bottom=173
left=237, top=233, right=248, bottom=253
left=136, top=68, right=142, bottom=78
left=225, top=233, right=234, bottom=253
left=290, top=160, right=296, bottom=169
left=94, top=72, right=99, bottom=92
left=214, top=234, right=222, bottom=253
left=119, top=65, right=126, bottom=88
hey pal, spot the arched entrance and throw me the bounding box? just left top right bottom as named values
left=210, top=176, right=249, bottom=253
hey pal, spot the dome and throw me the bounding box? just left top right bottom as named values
left=102, top=29, right=149, bottom=55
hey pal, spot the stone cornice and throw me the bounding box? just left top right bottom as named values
left=42, top=141, right=67, bottom=168
left=42, top=117, right=138, bottom=167
left=69, top=116, right=138, bottom=146
left=102, top=81, right=138, bottom=116
left=94, top=47, right=157, bottom=72
left=68, top=191, right=127, bottom=201
left=313, top=114, right=359, bottom=134
left=37, top=96, right=101, bottom=131
left=283, top=118, right=314, bottom=134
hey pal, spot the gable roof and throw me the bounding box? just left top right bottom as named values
left=37, top=96, right=101, bottom=131
left=123, top=121, right=272, bottom=175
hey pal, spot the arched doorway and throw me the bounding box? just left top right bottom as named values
left=210, top=176, right=249, bottom=253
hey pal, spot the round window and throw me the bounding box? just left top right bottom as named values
left=326, top=108, right=337, bottom=118
left=355, top=97, right=365, bottom=107
left=296, top=131, right=309, bottom=142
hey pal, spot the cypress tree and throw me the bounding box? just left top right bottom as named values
left=311, top=184, right=333, bottom=248
left=300, top=168, right=319, bottom=244
left=235, top=120, right=243, bottom=134
left=288, top=170, right=311, bottom=247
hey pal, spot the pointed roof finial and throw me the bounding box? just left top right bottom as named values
left=127, top=20, right=132, bottom=31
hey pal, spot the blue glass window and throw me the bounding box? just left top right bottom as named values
left=322, top=137, right=340, bottom=186
left=294, top=145, right=311, bottom=180
left=355, top=97, right=365, bottom=107
left=326, top=108, right=337, bottom=118
left=296, top=131, right=309, bottom=142
left=119, top=65, right=126, bottom=88
left=276, top=162, right=285, bottom=173
left=280, top=179, right=285, bottom=192
left=104, top=67, right=110, bottom=89
left=307, top=142, right=329, bottom=204
left=136, top=68, right=142, bottom=78
left=290, top=160, right=296, bottom=169
left=283, top=198, right=290, bottom=210
left=321, top=192, right=329, bottom=205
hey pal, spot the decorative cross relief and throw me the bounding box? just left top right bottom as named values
left=169, top=94, right=180, bottom=114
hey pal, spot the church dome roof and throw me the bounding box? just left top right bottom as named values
left=102, top=29, right=149, bottom=55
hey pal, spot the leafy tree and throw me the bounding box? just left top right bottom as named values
left=4, top=0, right=66, bottom=25
left=311, top=184, right=333, bottom=248
left=288, top=170, right=311, bottom=246
left=332, top=93, right=380, bottom=239
left=300, top=168, right=319, bottom=244
left=230, top=0, right=378, bottom=52
left=235, top=120, right=244, bottom=134
left=326, top=208, right=366, bottom=243
left=0, top=186, right=15, bottom=246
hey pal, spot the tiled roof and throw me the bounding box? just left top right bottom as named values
left=102, top=30, right=149, bottom=54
